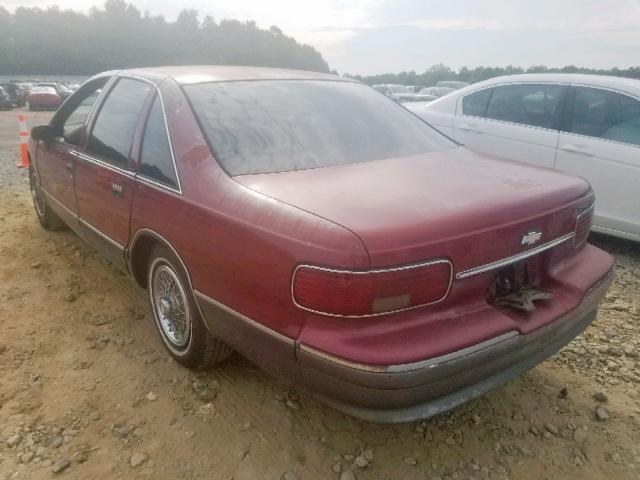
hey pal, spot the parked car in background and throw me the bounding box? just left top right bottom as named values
left=419, top=86, right=456, bottom=98
left=436, top=80, right=470, bottom=90
left=0, top=87, right=13, bottom=110
left=0, top=83, right=27, bottom=107
left=372, top=83, right=425, bottom=102
left=37, top=82, right=72, bottom=100
left=28, top=66, right=613, bottom=422
left=407, top=74, right=640, bottom=242
left=27, top=86, right=62, bottom=110
left=15, top=82, right=35, bottom=97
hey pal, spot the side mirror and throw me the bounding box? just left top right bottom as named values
left=31, top=124, right=58, bottom=143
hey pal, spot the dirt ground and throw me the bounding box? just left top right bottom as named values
left=0, top=108, right=639, bottom=480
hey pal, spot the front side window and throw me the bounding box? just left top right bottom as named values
left=485, top=84, right=565, bottom=129
left=570, top=87, right=640, bottom=146
left=185, top=80, right=453, bottom=176
left=462, top=88, right=493, bottom=117
left=87, top=78, right=151, bottom=168
left=139, top=95, right=179, bottom=189
left=51, top=77, right=108, bottom=146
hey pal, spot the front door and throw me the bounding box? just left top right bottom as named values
left=74, top=77, right=153, bottom=266
left=556, top=86, right=640, bottom=239
left=35, top=78, right=108, bottom=224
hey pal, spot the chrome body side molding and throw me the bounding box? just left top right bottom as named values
left=298, top=331, right=518, bottom=373
left=194, top=289, right=295, bottom=346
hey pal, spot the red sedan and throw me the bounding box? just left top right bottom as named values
left=28, top=67, right=613, bottom=422
left=27, top=86, right=62, bottom=110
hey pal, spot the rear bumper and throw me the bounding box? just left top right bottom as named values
left=196, top=266, right=613, bottom=424
left=295, top=267, right=613, bottom=423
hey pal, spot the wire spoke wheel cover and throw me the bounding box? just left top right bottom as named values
left=151, top=262, right=191, bottom=348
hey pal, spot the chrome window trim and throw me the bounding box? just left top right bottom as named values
left=82, top=74, right=183, bottom=195
left=76, top=151, right=134, bottom=177
left=291, top=259, right=454, bottom=318
left=299, top=330, right=519, bottom=373
left=460, top=114, right=563, bottom=134
left=136, top=174, right=182, bottom=195
left=455, top=232, right=574, bottom=280
left=155, top=88, right=183, bottom=194
left=118, top=74, right=183, bottom=195
left=559, top=130, right=640, bottom=150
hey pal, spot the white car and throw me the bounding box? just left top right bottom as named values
left=419, top=86, right=456, bottom=98
left=407, top=74, right=640, bottom=242
left=372, top=84, right=429, bottom=103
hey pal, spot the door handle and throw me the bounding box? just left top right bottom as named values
left=560, top=144, right=594, bottom=156
left=65, top=161, right=73, bottom=171
left=459, top=124, right=482, bottom=133
left=111, top=183, right=124, bottom=197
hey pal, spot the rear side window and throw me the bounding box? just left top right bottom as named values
left=570, top=87, right=640, bottom=146
left=485, top=84, right=565, bottom=129
left=87, top=78, right=151, bottom=168
left=462, top=88, right=493, bottom=117
left=139, top=96, right=179, bottom=189
left=185, top=80, right=453, bottom=176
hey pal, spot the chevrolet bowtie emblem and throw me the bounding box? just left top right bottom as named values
left=521, top=230, right=542, bottom=246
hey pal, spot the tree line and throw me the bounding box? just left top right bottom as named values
left=0, top=0, right=330, bottom=75
left=349, top=63, right=640, bottom=87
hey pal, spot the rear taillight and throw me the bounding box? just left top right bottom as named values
left=292, top=260, right=452, bottom=317
left=574, top=199, right=595, bottom=248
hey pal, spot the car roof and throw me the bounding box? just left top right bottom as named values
left=93, top=66, right=353, bottom=85
left=477, top=73, right=640, bottom=90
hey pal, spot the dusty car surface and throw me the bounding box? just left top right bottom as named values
left=28, top=66, right=614, bottom=422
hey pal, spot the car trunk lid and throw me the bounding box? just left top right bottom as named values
left=234, top=147, right=591, bottom=273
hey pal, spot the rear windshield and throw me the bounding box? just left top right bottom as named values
left=184, top=80, right=453, bottom=176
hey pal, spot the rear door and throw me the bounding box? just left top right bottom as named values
left=74, top=77, right=153, bottom=267
left=453, top=83, right=566, bottom=168
left=556, top=86, right=640, bottom=239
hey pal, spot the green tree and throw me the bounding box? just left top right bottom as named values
left=0, top=1, right=329, bottom=75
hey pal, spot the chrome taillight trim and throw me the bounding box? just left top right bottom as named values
left=291, top=259, right=454, bottom=318
left=455, top=232, right=575, bottom=280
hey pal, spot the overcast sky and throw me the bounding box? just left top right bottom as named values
left=3, top=0, right=640, bottom=74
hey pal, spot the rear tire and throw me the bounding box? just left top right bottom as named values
left=29, top=167, right=66, bottom=230
left=147, top=244, right=233, bottom=369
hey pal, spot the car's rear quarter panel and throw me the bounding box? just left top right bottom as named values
left=129, top=79, right=369, bottom=340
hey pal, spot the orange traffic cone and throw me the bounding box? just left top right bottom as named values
left=16, top=114, right=29, bottom=169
